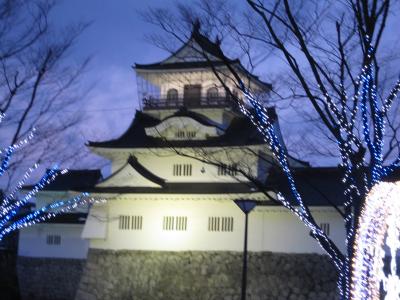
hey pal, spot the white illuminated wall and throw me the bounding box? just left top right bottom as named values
left=85, top=197, right=346, bottom=254
left=81, top=46, right=345, bottom=256
left=94, top=146, right=265, bottom=184
left=18, top=224, right=89, bottom=259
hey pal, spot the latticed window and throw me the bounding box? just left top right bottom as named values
left=176, top=216, right=187, bottom=231
left=175, top=130, right=185, bottom=138
left=173, top=164, right=192, bottom=176
left=207, top=87, right=219, bottom=99
left=163, top=216, right=187, bottom=231
left=174, top=131, right=196, bottom=139
left=186, top=131, right=196, bottom=138
left=218, top=164, right=238, bottom=176
left=46, top=234, right=61, bottom=245
left=208, top=217, right=234, bottom=232
left=320, top=223, right=330, bottom=235
left=167, top=88, right=178, bottom=100
left=118, top=215, right=143, bottom=230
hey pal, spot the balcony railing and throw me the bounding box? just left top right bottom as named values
left=142, top=96, right=236, bottom=110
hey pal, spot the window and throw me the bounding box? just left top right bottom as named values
left=173, top=164, right=192, bottom=176
left=320, top=223, right=330, bottom=235
left=119, top=215, right=143, bottom=230
left=163, top=216, right=187, bottom=231
left=208, top=217, right=234, bottom=232
left=174, top=131, right=196, bottom=139
left=167, top=88, right=178, bottom=101
left=207, top=87, right=219, bottom=99
left=186, top=131, right=196, bottom=139
left=176, top=216, right=187, bottom=231
left=208, top=217, right=220, bottom=231
left=46, top=234, right=61, bottom=245
left=163, top=216, right=174, bottom=230
left=175, top=130, right=185, bottom=138
left=218, top=164, right=238, bottom=176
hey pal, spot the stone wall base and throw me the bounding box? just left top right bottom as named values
left=76, top=249, right=339, bottom=300
left=17, top=256, right=85, bottom=300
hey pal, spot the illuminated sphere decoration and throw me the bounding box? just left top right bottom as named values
left=350, top=181, right=400, bottom=300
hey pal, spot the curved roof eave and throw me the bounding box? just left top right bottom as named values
left=95, top=156, right=165, bottom=188
left=86, top=108, right=267, bottom=149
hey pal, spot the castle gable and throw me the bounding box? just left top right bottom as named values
left=97, top=157, right=165, bottom=188
left=144, top=116, right=221, bottom=140
left=161, top=40, right=220, bottom=64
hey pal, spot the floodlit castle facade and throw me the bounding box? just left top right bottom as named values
left=17, top=27, right=345, bottom=300
left=79, top=28, right=346, bottom=254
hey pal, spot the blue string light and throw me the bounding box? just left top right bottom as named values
left=0, top=116, right=104, bottom=241
left=236, top=37, right=400, bottom=299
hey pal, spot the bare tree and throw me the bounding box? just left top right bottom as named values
left=0, top=0, right=91, bottom=190
left=144, top=0, right=400, bottom=298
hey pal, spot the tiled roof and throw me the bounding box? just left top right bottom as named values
left=23, top=169, right=102, bottom=191
left=42, top=212, right=88, bottom=224
left=135, top=60, right=237, bottom=70
left=134, top=24, right=271, bottom=89
left=266, top=167, right=400, bottom=206
left=87, top=109, right=270, bottom=149
left=73, top=182, right=264, bottom=195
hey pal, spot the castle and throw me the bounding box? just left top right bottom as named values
left=17, top=27, right=344, bottom=300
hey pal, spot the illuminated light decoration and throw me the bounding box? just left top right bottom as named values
left=0, top=128, right=36, bottom=176
left=0, top=162, right=105, bottom=241
left=237, top=87, right=345, bottom=275
left=0, top=114, right=105, bottom=241
left=350, top=181, right=400, bottom=300
left=0, top=192, right=105, bottom=241
left=231, top=36, right=400, bottom=299
left=0, top=165, right=106, bottom=239
left=0, top=166, right=63, bottom=225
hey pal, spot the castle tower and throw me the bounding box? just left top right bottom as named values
left=73, top=29, right=343, bottom=300
left=17, top=26, right=345, bottom=300
left=81, top=27, right=278, bottom=251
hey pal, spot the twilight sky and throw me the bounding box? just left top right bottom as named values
left=47, top=0, right=399, bottom=172
left=51, top=0, right=182, bottom=151
left=49, top=0, right=276, bottom=172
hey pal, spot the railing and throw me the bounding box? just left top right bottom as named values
left=142, top=96, right=236, bottom=110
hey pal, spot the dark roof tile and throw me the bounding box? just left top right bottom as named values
left=267, top=167, right=400, bottom=206
left=73, top=182, right=263, bottom=195
left=88, top=110, right=266, bottom=149
left=42, top=213, right=88, bottom=224
left=23, top=169, right=102, bottom=191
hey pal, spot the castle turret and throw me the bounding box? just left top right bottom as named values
left=135, top=26, right=271, bottom=119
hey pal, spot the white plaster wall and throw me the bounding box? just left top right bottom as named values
left=97, top=164, right=162, bottom=188
left=82, top=204, right=108, bottom=239
left=98, top=147, right=264, bottom=184
left=134, top=147, right=262, bottom=183
left=150, top=70, right=233, bottom=99
left=145, top=116, right=220, bottom=140
left=18, top=224, right=89, bottom=259
left=250, top=207, right=346, bottom=253
left=138, top=68, right=263, bottom=99
left=89, top=197, right=346, bottom=254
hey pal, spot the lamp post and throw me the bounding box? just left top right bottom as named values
left=234, top=199, right=258, bottom=300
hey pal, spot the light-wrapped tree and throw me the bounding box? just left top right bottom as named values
left=145, top=1, right=400, bottom=298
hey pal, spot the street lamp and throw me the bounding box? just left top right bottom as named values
left=234, top=199, right=258, bottom=300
